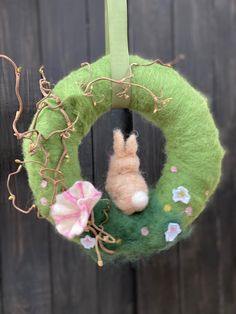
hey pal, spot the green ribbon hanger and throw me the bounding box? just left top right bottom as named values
left=105, top=0, right=130, bottom=108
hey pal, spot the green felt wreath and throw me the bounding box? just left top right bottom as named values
left=22, top=54, right=224, bottom=264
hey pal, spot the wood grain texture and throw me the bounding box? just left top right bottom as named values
left=0, top=71, right=52, bottom=314
left=174, top=1, right=222, bottom=313
left=0, top=0, right=235, bottom=313
left=0, top=1, right=52, bottom=313
left=0, top=0, right=41, bottom=66
left=212, top=1, right=236, bottom=313
left=38, top=1, right=98, bottom=313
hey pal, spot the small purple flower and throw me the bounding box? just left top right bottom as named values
left=165, top=223, right=182, bottom=242
left=80, top=235, right=96, bottom=249
left=172, top=186, right=191, bottom=204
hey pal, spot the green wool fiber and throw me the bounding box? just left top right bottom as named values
left=23, top=55, right=224, bottom=262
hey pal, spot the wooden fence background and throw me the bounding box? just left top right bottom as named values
left=0, top=0, right=236, bottom=313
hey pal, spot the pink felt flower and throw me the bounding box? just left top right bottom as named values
left=185, top=207, right=193, bottom=216
left=170, top=166, right=177, bottom=173
left=50, top=181, right=102, bottom=239
left=40, top=180, right=48, bottom=188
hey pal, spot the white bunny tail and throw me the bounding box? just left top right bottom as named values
left=132, top=191, right=149, bottom=211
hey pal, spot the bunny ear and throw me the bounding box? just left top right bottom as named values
left=125, top=133, right=138, bottom=156
left=113, top=129, right=125, bottom=156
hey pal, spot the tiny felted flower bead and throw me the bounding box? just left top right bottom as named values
left=40, top=197, right=48, bottom=206
left=40, top=180, right=48, bottom=188
left=185, top=206, right=193, bottom=216
left=163, top=204, right=172, bottom=212
left=172, top=186, right=191, bottom=204
left=80, top=235, right=96, bottom=249
left=170, top=166, right=177, bottom=173
left=165, top=223, right=182, bottom=242
left=50, top=181, right=102, bottom=239
left=141, top=226, right=149, bottom=236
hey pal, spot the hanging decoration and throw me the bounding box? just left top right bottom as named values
left=3, top=0, right=224, bottom=266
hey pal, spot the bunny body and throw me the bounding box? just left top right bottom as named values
left=105, top=129, right=149, bottom=215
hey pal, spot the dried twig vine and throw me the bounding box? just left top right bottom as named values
left=1, top=54, right=121, bottom=266
left=2, top=53, right=183, bottom=266
left=85, top=199, right=121, bottom=266
left=80, top=57, right=184, bottom=112
left=1, top=56, right=79, bottom=213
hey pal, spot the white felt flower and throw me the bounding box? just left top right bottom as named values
left=172, top=186, right=191, bottom=204
left=165, top=223, right=182, bottom=242
left=50, top=181, right=102, bottom=239
left=80, top=235, right=96, bottom=249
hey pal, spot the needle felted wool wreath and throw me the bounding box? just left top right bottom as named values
left=12, top=54, right=223, bottom=264
left=6, top=0, right=224, bottom=266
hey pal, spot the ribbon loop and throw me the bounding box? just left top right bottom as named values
left=105, top=0, right=130, bottom=108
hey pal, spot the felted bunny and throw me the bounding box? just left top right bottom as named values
left=105, top=129, right=149, bottom=215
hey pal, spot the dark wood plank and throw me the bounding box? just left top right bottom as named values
left=129, top=1, right=181, bottom=313
left=38, top=1, right=98, bottom=313
left=214, top=119, right=236, bottom=314
left=212, top=1, right=236, bottom=312
left=0, top=70, right=52, bottom=314
left=174, top=1, right=221, bottom=313
left=87, top=1, right=136, bottom=313
left=0, top=0, right=41, bottom=66
left=0, top=1, right=52, bottom=313
left=0, top=1, right=235, bottom=314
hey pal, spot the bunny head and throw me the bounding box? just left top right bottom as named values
left=109, top=129, right=140, bottom=175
